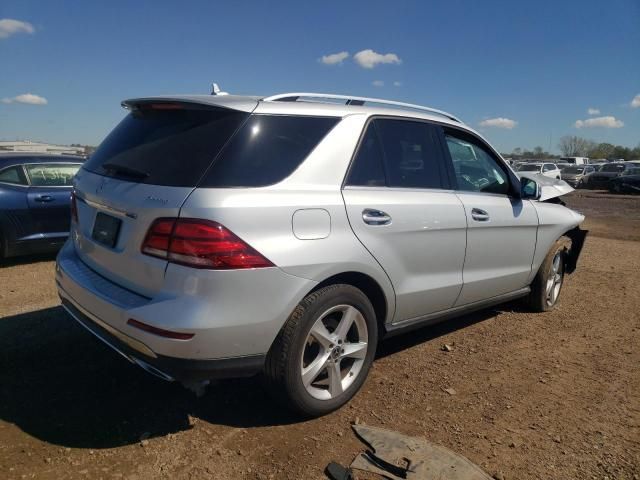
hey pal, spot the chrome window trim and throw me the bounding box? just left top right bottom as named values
left=75, top=193, right=138, bottom=219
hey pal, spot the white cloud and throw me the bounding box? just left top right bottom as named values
left=631, top=94, right=640, bottom=108
left=372, top=80, right=384, bottom=87
left=353, top=49, right=402, bottom=69
left=575, top=116, right=623, bottom=128
left=479, top=117, right=517, bottom=129
left=319, top=51, right=349, bottom=65
left=0, top=19, right=35, bottom=39
left=2, top=93, right=48, bottom=105
left=393, top=81, right=402, bottom=87
left=587, top=107, right=600, bottom=115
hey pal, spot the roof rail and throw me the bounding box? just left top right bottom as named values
left=262, top=92, right=463, bottom=123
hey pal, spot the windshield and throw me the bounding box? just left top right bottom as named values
left=563, top=167, right=584, bottom=174
left=517, top=164, right=541, bottom=172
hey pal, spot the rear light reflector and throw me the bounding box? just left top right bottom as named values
left=127, top=318, right=194, bottom=340
left=70, top=190, right=78, bottom=223
left=141, top=218, right=274, bottom=270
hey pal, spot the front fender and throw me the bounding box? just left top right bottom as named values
left=564, top=227, right=588, bottom=274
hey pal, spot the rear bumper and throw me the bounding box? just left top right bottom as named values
left=60, top=297, right=265, bottom=382
left=55, top=240, right=315, bottom=382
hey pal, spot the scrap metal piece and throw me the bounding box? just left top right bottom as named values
left=325, top=461, right=354, bottom=480
left=350, top=424, right=493, bottom=480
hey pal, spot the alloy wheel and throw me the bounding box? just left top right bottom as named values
left=545, top=251, right=564, bottom=307
left=300, top=305, right=368, bottom=400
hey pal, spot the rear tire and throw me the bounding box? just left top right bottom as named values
left=264, top=284, right=378, bottom=417
left=527, top=240, right=566, bottom=312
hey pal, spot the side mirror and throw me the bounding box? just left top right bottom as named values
left=520, top=177, right=541, bottom=200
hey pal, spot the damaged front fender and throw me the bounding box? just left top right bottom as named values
left=565, top=226, right=588, bottom=274
left=518, top=173, right=574, bottom=202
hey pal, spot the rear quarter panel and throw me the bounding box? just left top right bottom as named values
left=179, top=188, right=397, bottom=324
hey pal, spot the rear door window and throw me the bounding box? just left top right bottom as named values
left=25, top=164, right=80, bottom=186
left=346, top=118, right=446, bottom=189
left=200, top=115, right=339, bottom=187
left=83, top=104, right=249, bottom=187
left=375, top=119, right=445, bottom=189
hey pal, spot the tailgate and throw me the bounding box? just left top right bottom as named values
left=73, top=170, right=192, bottom=297
left=71, top=98, right=255, bottom=297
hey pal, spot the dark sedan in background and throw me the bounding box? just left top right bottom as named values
left=587, top=163, right=637, bottom=189
left=609, top=167, right=640, bottom=194
left=0, top=153, right=82, bottom=259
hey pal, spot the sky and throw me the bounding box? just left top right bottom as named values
left=0, top=0, right=639, bottom=153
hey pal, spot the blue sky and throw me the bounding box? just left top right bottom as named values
left=0, top=0, right=638, bottom=153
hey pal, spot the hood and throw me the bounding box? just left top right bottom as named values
left=517, top=173, right=574, bottom=201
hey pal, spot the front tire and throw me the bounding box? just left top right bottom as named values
left=264, top=284, right=378, bottom=417
left=527, top=240, right=566, bottom=312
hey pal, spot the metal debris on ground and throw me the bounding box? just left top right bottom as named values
left=349, top=424, right=493, bottom=479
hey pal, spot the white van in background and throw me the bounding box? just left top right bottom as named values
left=560, top=156, right=589, bottom=165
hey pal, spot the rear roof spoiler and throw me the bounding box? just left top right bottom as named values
left=121, top=95, right=259, bottom=113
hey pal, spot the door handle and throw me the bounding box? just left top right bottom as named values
left=362, top=209, right=391, bottom=226
left=471, top=208, right=490, bottom=222
left=35, top=195, right=54, bottom=203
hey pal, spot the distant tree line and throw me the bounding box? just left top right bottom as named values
left=556, top=136, right=640, bottom=160
left=504, top=137, right=640, bottom=161
left=503, top=146, right=557, bottom=160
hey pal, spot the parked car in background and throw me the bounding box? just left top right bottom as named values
left=608, top=167, right=640, bottom=194
left=587, top=163, right=637, bottom=190
left=560, top=156, right=589, bottom=165
left=0, top=153, right=83, bottom=259
left=55, top=92, right=586, bottom=416
left=561, top=165, right=597, bottom=188
left=516, top=162, right=562, bottom=179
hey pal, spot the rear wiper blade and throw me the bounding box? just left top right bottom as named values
left=102, top=162, right=150, bottom=179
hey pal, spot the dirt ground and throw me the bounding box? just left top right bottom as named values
left=1, top=190, right=639, bottom=480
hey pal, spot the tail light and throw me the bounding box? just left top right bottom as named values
left=70, top=190, right=78, bottom=223
left=141, top=218, right=274, bottom=270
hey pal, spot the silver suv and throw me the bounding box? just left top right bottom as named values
left=56, top=92, right=587, bottom=416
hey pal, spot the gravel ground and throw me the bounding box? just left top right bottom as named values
left=0, top=190, right=638, bottom=480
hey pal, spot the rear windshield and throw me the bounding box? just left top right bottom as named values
left=83, top=103, right=249, bottom=187
left=517, top=164, right=541, bottom=171
left=601, top=164, right=625, bottom=172
left=200, top=115, right=339, bottom=187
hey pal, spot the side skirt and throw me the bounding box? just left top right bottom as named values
left=383, top=287, right=531, bottom=338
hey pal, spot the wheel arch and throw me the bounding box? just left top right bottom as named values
left=308, top=271, right=391, bottom=334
